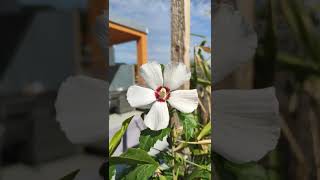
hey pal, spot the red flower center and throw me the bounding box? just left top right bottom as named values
left=155, top=86, right=170, bottom=102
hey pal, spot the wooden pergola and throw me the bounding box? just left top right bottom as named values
left=109, top=20, right=148, bottom=68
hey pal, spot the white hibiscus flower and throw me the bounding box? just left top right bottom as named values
left=126, top=62, right=198, bottom=131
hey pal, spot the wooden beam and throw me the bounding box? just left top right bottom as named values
left=109, top=22, right=147, bottom=46
left=109, top=22, right=147, bottom=37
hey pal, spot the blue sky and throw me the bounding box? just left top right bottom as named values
left=110, top=0, right=211, bottom=64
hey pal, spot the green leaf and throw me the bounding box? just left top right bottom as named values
left=59, top=169, right=80, bottom=180
left=159, top=175, right=167, bottom=180
left=267, top=169, right=282, bottom=180
left=188, top=167, right=211, bottom=180
left=232, top=164, right=268, bottom=180
left=192, top=77, right=211, bottom=86
left=110, top=148, right=159, bottom=166
left=191, top=33, right=207, bottom=39
left=178, top=112, right=198, bottom=141
left=277, top=52, right=320, bottom=79
left=109, top=165, right=116, bottom=180
left=200, top=40, right=207, bottom=46
left=125, top=164, right=158, bottom=180
left=116, top=165, right=137, bottom=180
left=215, top=153, right=268, bottom=180
left=161, top=170, right=174, bottom=180
left=109, top=116, right=134, bottom=156
left=197, top=121, right=211, bottom=141
left=156, top=152, right=174, bottom=165
left=139, top=128, right=171, bottom=151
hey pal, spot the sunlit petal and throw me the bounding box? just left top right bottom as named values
left=127, top=85, right=156, bottom=107
left=163, top=62, right=191, bottom=90
left=140, top=62, right=163, bottom=90
left=144, top=102, right=170, bottom=131
left=168, top=89, right=198, bottom=113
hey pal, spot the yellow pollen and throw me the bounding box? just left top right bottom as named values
left=159, top=88, right=167, bottom=99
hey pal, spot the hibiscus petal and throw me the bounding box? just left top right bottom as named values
left=163, top=62, right=191, bottom=90
left=140, top=62, right=163, bottom=90
left=168, top=89, right=198, bottom=113
left=148, top=135, right=169, bottom=156
left=144, top=102, right=169, bottom=131
left=127, top=85, right=156, bottom=107
left=55, top=75, right=108, bottom=144
left=212, top=3, right=257, bottom=83
left=213, top=87, right=280, bottom=163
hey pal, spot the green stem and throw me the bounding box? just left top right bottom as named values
left=175, top=167, right=180, bottom=178
left=177, top=139, right=211, bottom=145
left=184, top=159, right=211, bottom=172
left=196, top=78, right=211, bottom=86
left=199, top=60, right=211, bottom=81
left=170, top=111, right=178, bottom=180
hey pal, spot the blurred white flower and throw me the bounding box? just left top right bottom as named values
left=133, top=115, right=169, bottom=156
left=148, top=135, right=169, bottom=156
left=212, top=3, right=280, bottom=163
left=55, top=75, right=108, bottom=144
left=213, top=88, right=280, bottom=163
left=126, top=62, right=198, bottom=131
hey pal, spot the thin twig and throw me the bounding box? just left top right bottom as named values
left=198, top=98, right=208, bottom=124
left=280, top=116, right=309, bottom=174
left=177, top=139, right=211, bottom=145
left=173, top=142, right=187, bottom=152
left=184, top=159, right=211, bottom=172
left=308, top=94, right=320, bottom=180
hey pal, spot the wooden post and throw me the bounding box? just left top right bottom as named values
left=214, top=0, right=254, bottom=90
left=71, top=10, right=82, bottom=74
left=136, top=35, right=148, bottom=84
left=234, top=0, right=255, bottom=89
left=170, top=2, right=191, bottom=177
left=137, top=35, right=148, bottom=68
left=171, top=0, right=191, bottom=89
left=87, top=0, right=108, bottom=80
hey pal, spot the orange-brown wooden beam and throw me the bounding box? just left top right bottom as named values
left=109, top=22, right=147, bottom=46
